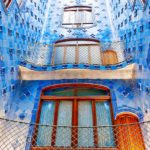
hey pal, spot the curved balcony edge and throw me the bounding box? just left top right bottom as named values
left=19, top=58, right=134, bottom=72
left=19, top=63, right=137, bottom=80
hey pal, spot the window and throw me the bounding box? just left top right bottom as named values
left=118, top=12, right=120, bottom=17
left=140, top=25, right=144, bottom=32
left=134, top=9, right=137, bottom=17
left=140, top=0, right=147, bottom=6
left=8, top=29, right=12, bottom=36
left=125, top=3, right=127, bottom=9
left=2, top=0, right=12, bottom=9
left=129, top=15, right=132, bottom=21
left=134, top=28, right=137, bottom=35
left=52, top=38, right=101, bottom=65
left=62, top=6, right=95, bottom=28
left=33, top=84, right=115, bottom=149
left=121, top=8, right=124, bottom=14
left=124, top=19, right=127, bottom=24
left=0, top=26, right=2, bottom=32
left=121, top=22, right=123, bottom=27
left=16, top=0, right=23, bottom=7
left=128, top=32, right=131, bottom=39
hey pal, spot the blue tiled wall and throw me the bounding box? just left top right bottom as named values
left=0, top=0, right=48, bottom=117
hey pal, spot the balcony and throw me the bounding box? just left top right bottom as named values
left=0, top=118, right=149, bottom=150
left=19, top=39, right=136, bottom=80
left=22, top=39, right=132, bottom=67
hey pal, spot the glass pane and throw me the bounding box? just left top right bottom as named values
left=84, top=11, right=93, bottom=23
left=96, top=101, right=115, bottom=147
left=44, top=87, right=108, bottom=96
left=44, top=87, right=74, bottom=96
left=54, top=47, right=64, bottom=65
left=77, top=88, right=108, bottom=96
left=36, top=101, right=55, bottom=146
left=63, top=12, right=70, bottom=24
left=66, top=46, right=76, bottom=64
left=91, top=46, right=101, bottom=64
left=55, top=101, right=72, bottom=146
left=78, top=101, right=94, bottom=147
left=79, top=46, right=89, bottom=64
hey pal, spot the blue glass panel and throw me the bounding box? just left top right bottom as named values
left=55, top=101, right=72, bottom=146
left=96, top=101, right=115, bottom=147
left=36, top=101, right=55, bottom=146
left=78, top=101, right=94, bottom=147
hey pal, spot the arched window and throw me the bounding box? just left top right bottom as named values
left=52, top=38, right=102, bottom=65
left=32, top=84, right=115, bottom=149
left=2, top=0, right=12, bottom=9
left=102, top=50, right=118, bottom=65
left=62, top=6, right=95, bottom=28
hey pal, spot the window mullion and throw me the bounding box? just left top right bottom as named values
left=71, top=98, right=78, bottom=147
left=92, top=100, right=99, bottom=147
left=51, top=100, right=60, bottom=146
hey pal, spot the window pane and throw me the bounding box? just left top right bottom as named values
left=44, top=87, right=74, bottom=96
left=91, top=46, right=101, bottom=64
left=36, top=101, right=55, bottom=146
left=79, top=46, right=89, bottom=64
left=96, top=101, right=115, bottom=147
left=66, top=46, right=76, bottom=64
left=84, top=11, right=93, bottom=23
left=54, top=47, right=64, bottom=65
left=77, top=88, right=108, bottom=96
left=56, top=101, right=72, bottom=146
left=78, top=101, right=94, bottom=147
left=63, top=12, right=70, bottom=24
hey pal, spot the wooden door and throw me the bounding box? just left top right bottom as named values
left=115, top=113, right=145, bottom=150
left=102, top=50, right=118, bottom=65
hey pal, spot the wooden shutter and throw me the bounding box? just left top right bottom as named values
left=115, top=113, right=145, bottom=150
left=102, top=50, right=118, bottom=65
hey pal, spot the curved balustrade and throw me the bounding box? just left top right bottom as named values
left=21, top=39, right=134, bottom=71
left=0, top=118, right=149, bottom=150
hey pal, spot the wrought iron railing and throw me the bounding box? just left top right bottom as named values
left=0, top=118, right=150, bottom=150
left=22, top=41, right=134, bottom=67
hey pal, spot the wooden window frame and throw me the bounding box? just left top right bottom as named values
left=62, top=6, right=95, bottom=28
left=32, top=84, right=115, bottom=150
left=52, top=38, right=100, bottom=66
left=3, top=0, right=12, bottom=9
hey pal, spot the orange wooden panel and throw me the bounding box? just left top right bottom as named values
left=115, top=113, right=145, bottom=150
left=102, top=50, right=118, bottom=65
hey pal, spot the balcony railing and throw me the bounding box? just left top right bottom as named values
left=21, top=39, right=134, bottom=69
left=0, top=118, right=150, bottom=150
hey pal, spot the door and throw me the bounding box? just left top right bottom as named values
left=102, top=50, right=118, bottom=65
